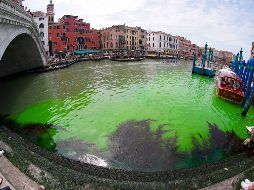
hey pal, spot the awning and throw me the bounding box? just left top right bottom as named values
left=74, top=50, right=101, bottom=55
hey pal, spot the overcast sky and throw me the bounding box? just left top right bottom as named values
left=24, top=0, right=254, bottom=59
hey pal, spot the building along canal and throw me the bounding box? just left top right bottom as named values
left=0, top=59, right=253, bottom=172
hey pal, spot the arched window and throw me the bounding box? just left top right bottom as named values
left=39, top=23, right=44, bottom=29
left=40, top=32, right=44, bottom=38
left=110, top=42, right=113, bottom=48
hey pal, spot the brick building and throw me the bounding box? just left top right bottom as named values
left=177, top=36, right=198, bottom=59
left=47, top=1, right=100, bottom=54
left=219, top=51, right=234, bottom=64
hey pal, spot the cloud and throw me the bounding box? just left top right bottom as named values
left=24, top=0, right=254, bottom=59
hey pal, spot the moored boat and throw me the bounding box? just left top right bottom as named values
left=28, top=60, right=75, bottom=73
left=110, top=57, right=144, bottom=62
left=216, top=68, right=244, bottom=104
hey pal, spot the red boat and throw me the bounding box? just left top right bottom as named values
left=216, top=69, right=244, bottom=104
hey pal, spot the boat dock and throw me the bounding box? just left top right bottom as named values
left=192, top=42, right=216, bottom=77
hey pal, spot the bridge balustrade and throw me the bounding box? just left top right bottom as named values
left=0, top=0, right=39, bottom=34
left=0, top=0, right=47, bottom=70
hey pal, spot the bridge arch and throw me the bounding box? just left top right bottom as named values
left=0, top=27, right=46, bottom=78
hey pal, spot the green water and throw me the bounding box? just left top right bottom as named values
left=0, top=59, right=253, bottom=171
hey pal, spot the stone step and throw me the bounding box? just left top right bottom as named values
left=0, top=172, right=15, bottom=190
left=0, top=155, right=41, bottom=190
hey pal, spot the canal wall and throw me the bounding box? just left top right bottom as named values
left=1, top=126, right=254, bottom=189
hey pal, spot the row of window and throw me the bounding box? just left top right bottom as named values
left=148, top=43, right=178, bottom=49
left=51, top=39, right=98, bottom=46
left=48, top=25, right=97, bottom=34
left=63, top=21, right=88, bottom=27
left=126, top=41, right=137, bottom=45
left=103, top=34, right=143, bottom=41
left=148, top=37, right=178, bottom=43
left=148, top=34, right=178, bottom=42
left=49, top=32, right=98, bottom=39
left=103, top=42, right=126, bottom=49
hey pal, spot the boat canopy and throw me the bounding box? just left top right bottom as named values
left=218, top=68, right=241, bottom=81
left=74, top=50, right=101, bottom=55
left=147, top=54, right=157, bottom=57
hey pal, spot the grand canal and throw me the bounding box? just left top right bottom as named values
left=0, top=59, right=253, bottom=172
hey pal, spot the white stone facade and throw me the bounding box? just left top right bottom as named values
left=33, top=12, right=49, bottom=54
left=147, top=31, right=178, bottom=53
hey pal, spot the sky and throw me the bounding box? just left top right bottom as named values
left=23, top=0, right=254, bottom=60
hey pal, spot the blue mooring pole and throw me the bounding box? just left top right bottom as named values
left=241, top=58, right=254, bottom=107
left=242, top=80, right=254, bottom=117
left=239, top=60, right=245, bottom=79
left=242, top=60, right=251, bottom=92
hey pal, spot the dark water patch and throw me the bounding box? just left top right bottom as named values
left=208, top=123, right=243, bottom=154
left=184, top=123, right=244, bottom=169
left=0, top=114, right=58, bottom=151
left=109, top=120, right=245, bottom=171
left=17, top=124, right=58, bottom=151
left=196, top=123, right=243, bottom=155
left=0, top=114, right=19, bottom=130
left=109, top=119, right=180, bottom=171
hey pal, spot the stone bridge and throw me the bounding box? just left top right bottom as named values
left=0, top=0, right=46, bottom=78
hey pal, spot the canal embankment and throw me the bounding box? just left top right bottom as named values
left=1, top=125, right=254, bottom=190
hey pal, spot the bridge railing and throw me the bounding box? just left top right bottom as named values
left=0, top=0, right=40, bottom=32
left=0, top=0, right=31, bottom=19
